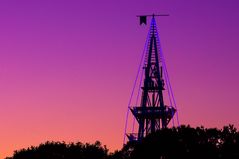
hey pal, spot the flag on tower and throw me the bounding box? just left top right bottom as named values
left=139, top=16, right=147, bottom=25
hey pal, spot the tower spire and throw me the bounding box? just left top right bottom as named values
left=124, top=15, right=178, bottom=143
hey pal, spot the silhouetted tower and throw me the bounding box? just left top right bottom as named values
left=124, top=14, right=178, bottom=143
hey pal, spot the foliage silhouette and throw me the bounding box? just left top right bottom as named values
left=6, top=141, right=108, bottom=159
left=6, top=125, right=239, bottom=159
left=128, top=125, right=239, bottom=159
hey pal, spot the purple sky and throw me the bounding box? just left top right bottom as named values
left=0, top=0, right=239, bottom=158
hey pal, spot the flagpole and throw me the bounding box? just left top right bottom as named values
left=137, top=13, right=169, bottom=25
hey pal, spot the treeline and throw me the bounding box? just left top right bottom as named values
left=6, top=125, right=239, bottom=159
left=6, top=141, right=108, bottom=159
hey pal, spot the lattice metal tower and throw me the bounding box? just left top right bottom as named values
left=124, top=14, right=178, bottom=143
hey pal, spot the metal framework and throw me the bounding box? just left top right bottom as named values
left=125, top=15, right=177, bottom=142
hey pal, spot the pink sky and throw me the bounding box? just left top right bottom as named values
left=0, top=0, right=239, bottom=158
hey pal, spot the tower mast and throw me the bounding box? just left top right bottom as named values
left=126, top=14, right=177, bottom=142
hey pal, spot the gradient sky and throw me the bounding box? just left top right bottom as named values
left=0, top=0, right=239, bottom=158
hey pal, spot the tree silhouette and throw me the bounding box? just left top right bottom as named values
left=6, top=125, right=239, bottom=159
left=220, top=125, right=239, bottom=159
left=7, top=141, right=108, bottom=159
left=126, top=125, right=239, bottom=159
